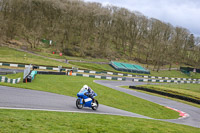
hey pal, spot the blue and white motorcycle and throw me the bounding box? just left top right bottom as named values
left=76, top=90, right=99, bottom=110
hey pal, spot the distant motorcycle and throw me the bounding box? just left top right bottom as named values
left=76, top=90, right=99, bottom=110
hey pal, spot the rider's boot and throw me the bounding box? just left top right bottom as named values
left=92, top=99, right=97, bottom=106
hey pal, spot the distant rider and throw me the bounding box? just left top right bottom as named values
left=79, top=85, right=96, bottom=106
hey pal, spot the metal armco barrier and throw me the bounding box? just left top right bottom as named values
left=0, top=76, right=21, bottom=84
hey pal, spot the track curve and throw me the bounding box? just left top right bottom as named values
left=94, top=80, right=200, bottom=128
left=0, top=85, right=151, bottom=119
left=0, top=79, right=200, bottom=128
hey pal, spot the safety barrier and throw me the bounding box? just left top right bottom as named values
left=74, top=69, right=200, bottom=82
left=132, top=75, right=200, bottom=81
left=1, top=62, right=200, bottom=83
left=37, top=71, right=66, bottom=75
left=129, top=86, right=200, bottom=104
left=180, top=67, right=200, bottom=73
left=132, top=78, right=200, bottom=84
left=68, top=73, right=126, bottom=81
left=0, top=76, right=21, bottom=84
left=0, top=62, right=68, bottom=71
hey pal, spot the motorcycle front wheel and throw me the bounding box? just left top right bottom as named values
left=92, top=100, right=99, bottom=110
left=76, top=99, right=83, bottom=109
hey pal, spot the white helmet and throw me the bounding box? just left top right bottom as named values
left=83, top=85, right=88, bottom=90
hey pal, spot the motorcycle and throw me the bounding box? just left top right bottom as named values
left=76, top=90, right=99, bottom=110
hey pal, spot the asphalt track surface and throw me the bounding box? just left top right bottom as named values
left=0, top=79, right=200, bottom=128
left=94, top=80, right=200, bottom=128
left=0, top=68, right=24, bottom=73
left=0, top=85, right=152, bottom=119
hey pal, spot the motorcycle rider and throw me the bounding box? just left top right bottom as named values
left=79, top=85, right=96, bottom=106
left=79, top=85, right=88, bottom=93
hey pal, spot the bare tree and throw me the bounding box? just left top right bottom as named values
left=0, top=0, right=199, bottom=69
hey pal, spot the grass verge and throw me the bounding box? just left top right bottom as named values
left=121, top=85, right=200, bottom=108
left=150, top=70, right=200, bottom=79
left=36, top=51, right=109, bottom=62
left=0, top=73, right=179, bottom=119
left=0, top=46, right=73, bottom=68
left=138, top=84, right=200, bottom=100
left=2, top=46, right=200, bottom=79
left=1, top=73, right=22, bottom=79
left=0, top=109, right=199, bottom=133
left=67, top=62, right=200, bottom=79
left=70, top=61, right=115, bottom=72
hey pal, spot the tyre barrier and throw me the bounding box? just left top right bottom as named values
left=0, top=72, right=14, bottom=75
left=129, top=86, right=200, bottom=104
left=37, top=71, right=66, bottom=75
left=0, top=76, right=21, bottom=84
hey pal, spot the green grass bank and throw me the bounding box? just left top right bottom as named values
left=0, top=109, right=199, bottom=133
left=0, top=73, right=179, bottom=119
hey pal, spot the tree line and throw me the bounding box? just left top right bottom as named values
left=0, top=0, right=200, bottom=71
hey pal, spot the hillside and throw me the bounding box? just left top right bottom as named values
left=0, top=0, right=200, bottom=71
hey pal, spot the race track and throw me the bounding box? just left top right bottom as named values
left=0, top=80, right=200, bottom=128
left=94, top=80, right=200, bottom=128
left=0, top=85, right=151, bottom=119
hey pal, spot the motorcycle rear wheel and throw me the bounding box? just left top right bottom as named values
left=76, top=99, right=83, bottom=109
